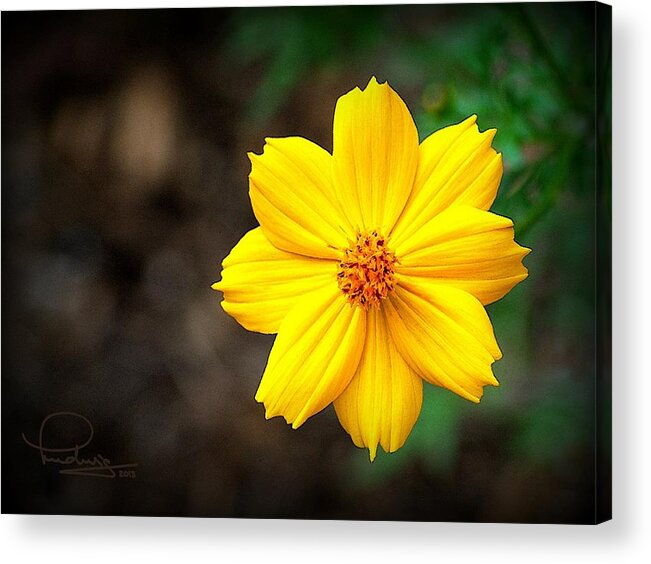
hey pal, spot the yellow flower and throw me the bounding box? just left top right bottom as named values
left=213, top=77, right=530, bottom=461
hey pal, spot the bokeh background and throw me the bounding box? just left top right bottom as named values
left=2, top=2, right=611, bottom=522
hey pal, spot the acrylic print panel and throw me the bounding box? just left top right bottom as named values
left=1, top=2, right=611, bottom=523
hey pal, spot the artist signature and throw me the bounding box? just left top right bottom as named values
left=22, top=412, right=137, bottom=478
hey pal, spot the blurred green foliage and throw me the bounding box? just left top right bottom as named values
left=229, top=6, right=388, bottom=123
left=228, top=3, right=605, bottom=489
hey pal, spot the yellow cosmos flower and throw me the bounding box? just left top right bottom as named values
left=213, top=77, right=530, bottom=461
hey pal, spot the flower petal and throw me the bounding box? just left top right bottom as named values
left=385, top=277, right=502, bottom=403
left=249, top=136, right=351, bottom=259
left=334, top=308, right=422, bottom=461
left=332, top=77, right=419, bottom=234
left=255, top=285, right=366, bottom=429
left=391, top=115, right=503, bottom=248
left=213, top=227, right=337, bottom=334
left=394, top=205, right=530, bottom=305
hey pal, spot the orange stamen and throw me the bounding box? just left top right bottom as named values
left=337, top=230, right=397, bottom=309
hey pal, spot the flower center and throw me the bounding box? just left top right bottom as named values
left=337, top=230, right=397, bottom=309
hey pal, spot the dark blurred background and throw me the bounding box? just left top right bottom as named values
left=2, top=3, right=610, bottom=522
